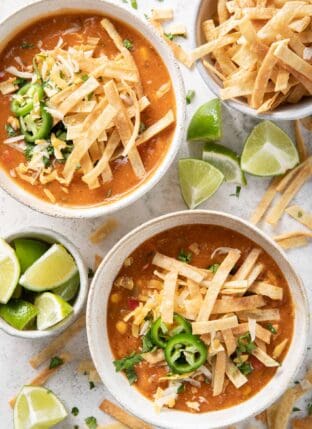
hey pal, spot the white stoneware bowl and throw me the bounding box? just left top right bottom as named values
left=0, top=227, right=88, bottom=339
left=195, top=0, right=312, bottom=121
left=87, top=210, right=309, bottom=429
left=0, top=0, right=185, bottom=218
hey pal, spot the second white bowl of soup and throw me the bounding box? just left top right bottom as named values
left=0, top=0, right=185, bottom=218
left=87, top=210, right=309, bottom=429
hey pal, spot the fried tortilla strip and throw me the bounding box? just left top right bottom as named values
left=99, top=399, right=153, bottom=429
left=222, top=328, right=237, bottom=356
left=57, top=76, right=99, bottom=116
left=213, top=350, right=227, bottom=396
left=197, top=249, right=241, bottom=321
left=276, top=157, right=311, bottom=193
left=251, top=347, right=279, bottom=367
left=232, top=322, right=272, bottom=344
left=232, top=248, right=262, bottom=281
left=90, top=218, right=118, bottom=244
left=250, top=178, right=281, bottom=224
left=294, top=120, right=308, bottom=162
left=274, top=69, right=290, bottom=93
left=83, top=130, right=120, bottom=186
left=192, top=315, right=239, bottom=334
left=249, top=281, right=283, bottom=300
left=101, top=18, right=143, bottom=97
left=238, top=308, right=280, bottom=321
left=29, top=314, right=85, bottom=368
left=152, top=253, right=205, bottom=283
left=251, top=42, right=280, bottom=108
left=189, top=33, right=240, bottom=65
left=203, top=60, right=225, bottom=80
left=218, top=0, right=229, bottom=23
left=151, top=8, right=174, bottom=21
left=286, top=205, right=312, bottom=230
left=267, top=368, right=312, bottom=429
left=104, top=80, right=145, bottom=178
left=274, top=230, right=312, bottom=241
left=9, top=352, right=71, bottom=408
left=63, top=103, right=117, bottom=183
left=277, top=235, right=309, bottom=249
left=266, top=162, right=311, bottom=225
left=226, top=358, right=248, bottom=388
left=160, top=271, right=178, bottom=324
left=274, top=42, right=312, bottom=82
left=136, top=110, right=175, bottom=147
left=212, top=295, right=266, bottom=313
left=273, top=338, right=289, bottom=359
left=247, top=263, right=264, bottom=286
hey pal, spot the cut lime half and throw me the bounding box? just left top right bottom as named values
left=0, top=238, right=20, bottom=304
left=241, top=121, right=299, bottom=176
left=187, top=99, right=222, bottom=142
left=0, top=299, right=38, bottom=330
left=19, top=244, right=78, bottom=292
left=203, top=142, right=246, bottom=185
left=35, top=292, right=73, bottom=330
left=14, top=238, right=49, bottom=273
left=179, top=159, right=224, bottom=209
left=14, top=385, right=67, bottom=429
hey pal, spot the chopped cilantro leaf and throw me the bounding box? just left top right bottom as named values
left=208, top=263, right=220, bottom=273
left=230, top=186, right=241, bottom=198
left=130, top=0, right=138, bottom=9
left=308, top=403, right=312, bottom=415
left=21, top=41, right=34, bottom=49
left=123, top=39, right=133, bottom=50
left=24, top=144, right=34, bottom=161
left=142, top=329, right=154, bottom=353
left=49, top=356, right=64, bottom=369
left=164, top=33, right=174, bottom=41
left=85, top=416, right=97, bottom=429
left=14, top=77, right=27, bottom=88
left=88, top=268, right=95, bottom=278
left=89, top=381, right=95, bottom=389
left=237, top=361, right=253, bottom=375
left=298, top=211, right=303, bottom=218
left=177, top=383, right=185, bottom=393
left=266, top=323, right=277, bottom=334
left=236, top=333, right=256, bottom=355
left=293, top=407, right=301, bottom=412
left=186, top=90, right=195, bottom=105
left=71, top=406, right=79, bottom=416
left=81, top=74, right=89, bottom=82
left=113, top=352, right=142, bottom=385
left=178, top=249, right=192, bottom=263
left=5, top=124, right=17, bottom=137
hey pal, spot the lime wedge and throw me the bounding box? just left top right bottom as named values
left=203, top=142, right=246, bottom=185
left=35, top=292, right=73, bottom=330
left=179, top=159, right=224, bottom=209
left=187, top=99, right=221, bottom=142
left=14, top=238, right=49, bottom=273
left=19, top=244, right=78, bottom=292
left=0, top=299, right=38, bottom=330
left=54, top=271, right=80, bottom=302
left=241, top=121, right=299, bottom=176
left=12, top=284, right=22, bottom=299
left=14, top=385, right=67, bottom=429
left=0, top=238, right=20, bottom=304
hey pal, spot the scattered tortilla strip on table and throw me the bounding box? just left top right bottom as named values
left=286, top=205, right=312, bottom=230
left=250, top=178, right=281, bottom=224
left=276, top=157, right=311, bottom=193
left=29, top=314, right=85, bottom=368
left=151, top=8, right=174, bottom=22
left=99, top=399, right=153, bottom=429
left=294, top=120, right=309, bottom=162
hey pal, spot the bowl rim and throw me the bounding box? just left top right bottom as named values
left=0, top=0, right=186, bottom=219
left=1, top=226, right=88, bottom=339
left=194, top=0, right=312, bottom=121
left=87, top=209, right=310, bottom=429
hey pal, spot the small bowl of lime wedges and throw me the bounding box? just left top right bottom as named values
left=0, top=227, right=88, bottom=338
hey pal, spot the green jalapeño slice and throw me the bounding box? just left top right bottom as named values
left=150, top=314, right=192, bottom=349
left=164, top=333, right=207, bottom=374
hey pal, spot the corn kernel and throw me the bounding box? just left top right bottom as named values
left=116, top=321, right=127, bottom=334
left=110, top=293, right=121, bottom=304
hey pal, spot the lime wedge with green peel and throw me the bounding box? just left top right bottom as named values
left=179, top=159, right=224, bottom=209
left=203, top=142, right=246, bottom=185
left=0, top=238, right=20, bottom=304
left=0, top=299, right=38, bottom=330
left=241, top=121, right=299, bottom=176
left=14, top=385, right=67, bottom=429
left=14, top=238, right=49, bottom=273
left=19, top=244, right=78, bottom=292
left=12, top=284, right=23, bottom=299
left=187, top=99, right=222, bottom=142
left=35, top=292, right=73, bottom=330
left=54, top=271, right=80, bottom=302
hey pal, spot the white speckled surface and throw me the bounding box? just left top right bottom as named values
left=0, top=1, right=311, bottom=428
